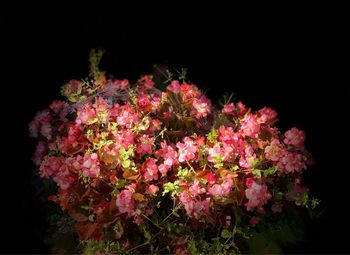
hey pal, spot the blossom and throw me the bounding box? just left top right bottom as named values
left=179, top=190, right=195, bottom=215
left=284, top=127, right=305, bottom=147
left=138, top=75, right=154, bottom=89
left=116, top=189, right=135, bottom=216
left=222, top=103, right=235, bottom=115
left=81, top=152, right=100, bottom=177
left=146, top=184, right=159, bottom=196
left=176, top=137, right=198, bottom=162
left=240, top=113, right=260, bottom=138
left=208, top=174, right=233, bottom=197
left=257, top=107, right=277, bottom=124
left=249, top=216, right=261, bottom=226
left=52, top=166, right=76, bottom=190
left=189, top=180, right=206, bottom=197
left=191, top=97, right=211, bottom=119
left=76, top=104, right=96, bottom=125
left=137, top=95, right=153, bottom=112
left=39, top=156, right=63, bottom=178
left=143, top=158, right=159, bottom=182
left=193, top=197, right=211, bottom=220
left=207, top=144, right=224, bottom=164
left=29, top=109, right=52, bottom=138
left=265, top=138, right=286, bottom=161
left=136, top=134, right=154, bottom=155
left=277, top=152, right=306, bottom=174
left=32, top=141, right=47, bottom=166
left=115, top=104, right=138, bottom=128
left=167, top=80, right=181, bottom=94
left=245, top=179, right=271, bottom=211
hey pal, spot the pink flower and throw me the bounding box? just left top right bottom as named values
left=156, top=142, right=178, bottom=167
left=179, top=190, right=195, bottom=215
left=218, top=126, right=235, bottom=144
left=284, top=127, right=305, bottom=147
left=222, top=103, right=235, bottom=115
left=143, top=158, right=159, bottom=182
left=113, top=130, right=135, bottom=150
left=207, top=144, right=224, bottom=163
left=81, top=152, right=100, bottom=177
left=207, top=173, right=217, bottom=185
left=133, top=215, right=144, bottom=225
left=176, top=137, right=198, bottom=162
left=29, top=109, right=52, bottom=138
left=191, top=98, right=211, bottom=119
left=193, top=197, right=211, bottom=220
left=39, top=156, right=63, bottom=178
left=249, top=216, right=261, bottom=226
left=116, top=189, right=135, bottom=216
left=237, top=101, right=246, bottom=115
left=257, top=107, right=277, bottom=124
left=137, top=96, right=153, bottom=112
left=76, top=104, right=96, bottom=125
left=208, top=174, right=233, bottom=197
left=277, top=152, right=306, bottom=174
left=240, top=113, right=260, bottom=138
left=53, top=165, right=76, bottom=190
left=93, top=97, right=109, bottom=113
left=245, top=179, right=271, bottom=211
left=138, top=75, right=154, bottom=89
left=32, top=141, right=47, bottom=166
left=167, top=80, right=181, bottom=94
left=264, top=138, right=286, bottom=162
left=115, top=104, right=138, bottom=128
left=146, top=184, right=159, bottom=196
left=189, top=180, right=206, bottom=197
left=136, top=134, right=154, bottom=155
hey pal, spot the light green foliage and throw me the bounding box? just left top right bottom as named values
left=206, top=128, right=218, bottom=143
left=263, top=166, right=277, bottom=176
left=176, top=166, right=189, bottom=178
left=252, top=169, right=262, bottom=178
left=119, top=146, right=135, bottom=169
left=111, top=179, right=128, bottom=196
left=162, top=181, right=180, bottom=197
left=82, top=240, right=128, bottom=255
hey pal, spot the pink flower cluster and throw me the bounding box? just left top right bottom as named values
left=30, top=72, right=313, bottom=253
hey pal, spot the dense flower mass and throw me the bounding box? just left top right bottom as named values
left=29, top=62, right=316, bottom=254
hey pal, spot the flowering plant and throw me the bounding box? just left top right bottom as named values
left=29, top=51, right=317, bottom=254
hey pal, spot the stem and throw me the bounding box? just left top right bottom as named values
left=141, top=214, right=163, bottom=230
left=127, top=242, right=149, bottom=252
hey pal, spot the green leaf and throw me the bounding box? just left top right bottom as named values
left=206, top=128, right=218, bottom=143
left=263, top=166, right=277, bottom=176
left=252, top=169, right=262, bottom=178
left=221, top=229, right=232, bottom=238
left=121, top=159, right=131, bottom=169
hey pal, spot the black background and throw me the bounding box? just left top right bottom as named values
left=2, top=6, right=348, bottom=254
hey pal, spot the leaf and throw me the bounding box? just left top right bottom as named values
left=68, top=208, right=88, bottom=222
left=221, top=229, right=232, bottom=238
left=122, top=169, right=139, bottom=180
left=76, top=222, right=99, bottom=240
left=252, top=169, right=262, bottom=178
left=113, top=220, right=124, bottom=239
left=122, top=159, right=131, bottom=169
left=132, top=193, right=145, bottom=201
